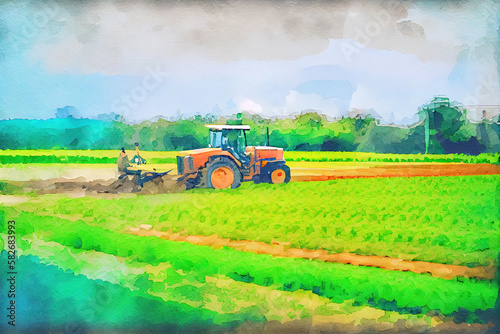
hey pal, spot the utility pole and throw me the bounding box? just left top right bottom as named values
left=424, top=107, right=430, bottom=154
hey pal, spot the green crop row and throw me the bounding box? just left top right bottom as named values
left=13, top=234, right=441, bottom=327
left=0, top=154, right=176, bottom=164
left=0, top=252, right=232, bottom=332
left=12, top=175, right=500, bottom=266
left=1, top=209, right=496, bottom=316
left=284, top=151, right=500, bottom=164
left=1, top=149, right=498, bottom=164
left=0, top=155, right=116, bottom=164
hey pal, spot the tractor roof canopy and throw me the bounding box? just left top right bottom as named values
left=205, top=124, right=251, bottom=131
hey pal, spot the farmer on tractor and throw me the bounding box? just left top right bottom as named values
left=131, top=142, right=147, bottom=165
left=117, top=146, right=171, bottom=186
left=222, top=128, right=250, bottom=166
left=117, top=147, right=141, bottom=177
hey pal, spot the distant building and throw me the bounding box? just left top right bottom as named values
left=456, top=105, right=500, bottom=121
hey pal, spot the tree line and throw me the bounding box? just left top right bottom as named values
left=0, top=107, right=499, bottom=155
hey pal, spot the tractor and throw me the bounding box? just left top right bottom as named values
left=177, top=124, right=291, bottom=189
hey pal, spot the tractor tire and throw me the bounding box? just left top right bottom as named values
left=185, top=175, right=198, bottom=190
left=185, top=169, right=207, bottom=190
left=266, top=164, right=291, bottom=184
left=252, top=174, right=261, bottom=184
left=206, top=157, right=241, bottom=189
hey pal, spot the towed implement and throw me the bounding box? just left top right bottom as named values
left=118, top=143, right=172, bottom=188
left=177, top=124, right=291, bottom=189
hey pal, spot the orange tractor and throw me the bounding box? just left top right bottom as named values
left=177, top=124, right=291, bottom=189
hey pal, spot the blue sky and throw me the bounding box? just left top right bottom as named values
left=0, top=0, right=498, bottom=124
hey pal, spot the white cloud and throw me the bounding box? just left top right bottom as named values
left=237, top=98, right=262, bottom=115
left=25, top=1, right=349, bottom=75
left=284, top=90, right=342, bottom=117
left=1, top=0, right=498, bottom=122
left=19, top=0, right=497, bottom=75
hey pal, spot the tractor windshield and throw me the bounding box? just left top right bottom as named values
left=223, top=129, right=246, bottom=154
left=210, top=129, right=247, bottom=154
left=206, top=126, right=250, bottom=165
left=209, top=130, right=223, bottom=148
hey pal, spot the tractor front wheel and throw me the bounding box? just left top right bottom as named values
left=206, top=158, right=242, bottom=189
left=269, top=165, right=291, bottom=184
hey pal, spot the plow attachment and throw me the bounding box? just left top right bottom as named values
left=136, top=169, right=173, bottom=187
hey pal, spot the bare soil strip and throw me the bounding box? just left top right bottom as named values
left=127, top=227, right=496, bottom=280
left=290, top=163, right=500, bottom=182
left=4, top=163, right=499, bottom=195
left=6, top=174, right=183, bottom=195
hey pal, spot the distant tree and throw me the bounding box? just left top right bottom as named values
left=55, top=106, right=81, bottom=119
left=417, top=97, right=486, bottom=154
left=94, top=112, right=121, bottom=121
left=2, top=106, right=499, bottom=154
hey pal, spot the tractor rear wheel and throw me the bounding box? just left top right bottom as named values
left=269, top=165, right=291, bottom=184
left=185, top=169, right=207, bottom=190
left=206, top=158, right=241, bottom=189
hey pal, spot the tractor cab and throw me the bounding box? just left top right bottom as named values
left=176, top=122, right=290, bottom=189
left=206, top=124, right=250, bottom=165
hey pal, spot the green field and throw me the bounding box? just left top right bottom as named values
left=1, top=167, right=499, bottom=331
left=1, top=149, right=499, bottom=164
left=0, top=149, right=178, bottom=164
left=0, top=148, right=499, bottom=332
left=6, top=175, right=499, bottom=265
left=285, top=151, right=500, bottom=164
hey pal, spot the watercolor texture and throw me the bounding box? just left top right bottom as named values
left=0, top=1, right=499, bottom=333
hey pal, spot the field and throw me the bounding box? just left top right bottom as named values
left=0, top=149, right=499, bottom=164
left=1, top=150, right=499, bottom=333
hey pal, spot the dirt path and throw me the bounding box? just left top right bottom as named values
left=290, top=163, right=500, bottom=182
left=3, top=174, right=184, bottom=195
left=3, top=163, right=499, bottom=194
left=127, top=226, right=496, bottom=281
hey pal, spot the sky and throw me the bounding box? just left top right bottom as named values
left=0, top=0, right=499, bottom=124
